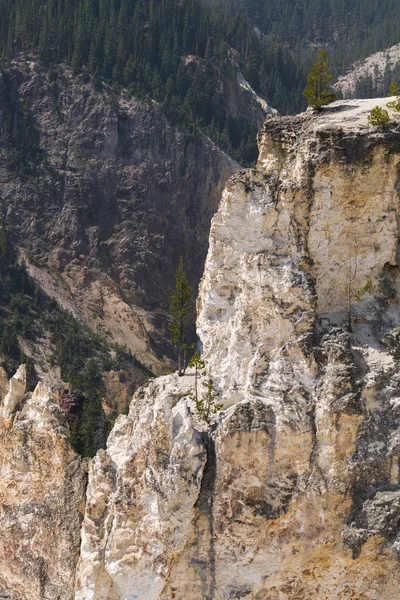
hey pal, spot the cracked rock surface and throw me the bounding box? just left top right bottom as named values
left=4, top=99, right=400, bottom=598
left=0, top=378, right=86, bottom=600
left=0, top=63, right=237, bottom=369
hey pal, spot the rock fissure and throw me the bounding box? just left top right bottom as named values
left=192, top=433, right=217, bottom=600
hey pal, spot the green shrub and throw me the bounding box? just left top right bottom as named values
left=388, top=82, right=400, bottom=96
left=387, top=98, right=400, bottom=112
left=368, top=106, right=391, bottom=128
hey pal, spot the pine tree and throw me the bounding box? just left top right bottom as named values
left=303, top=49, right=337, bottom=109
left=192, top=378, right=223, bottom=425
left=169, top=257, right=192, bottom=375
left=368, top=105, right=390, bottom=127
left=69, top=358, right=105, bottom=457
left=188, top=351, right=205, bottom=402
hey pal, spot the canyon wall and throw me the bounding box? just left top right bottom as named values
left=2, top=98, right=400, bottom=598
left=0, top=63, right=239, bottom=370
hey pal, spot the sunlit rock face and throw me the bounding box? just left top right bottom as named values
left=75, top=100, right=400, bottom=598
left=74, top=373, right=208, bottom=600
left=194, top=98, right=400, bottom=598
left=199, top=98, right=400, bottom=410
left=0, top=374, right=86, bottom=600
left=4, top=98, right=400, bottom=599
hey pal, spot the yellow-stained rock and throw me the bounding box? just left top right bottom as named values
left=6, top=98, right=400, bottom=599
left=0, top=372, right=86, bottom=600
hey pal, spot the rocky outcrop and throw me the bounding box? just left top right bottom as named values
left=74, top=374, right=208, bottom=600
left=74, top=99, right=400, bottom=598
left=199, top=97, right=400, bottom=405
left=2, top=365, right=26, bottom=417
left=334, top=43, right=400, bottom=97
left=0, top=62, right=238, bottom=370
left=0, top=373, right=86, bottom=600
left=3, top=98, right=400, bottom=599
left=195, top=98, right=400, bottom=597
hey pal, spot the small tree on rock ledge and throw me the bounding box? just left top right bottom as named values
left=368, top=106, right=391, bottom=128
left=303, top=49, right=337, bottom=110
left=191, top=378, right=223, bottom=425
left=188, top=351, right=205, bottom=403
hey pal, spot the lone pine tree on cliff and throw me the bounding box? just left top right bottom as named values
left=303, top=49, right=337, bottom=109
left=169, top=257, right=192, bottom=375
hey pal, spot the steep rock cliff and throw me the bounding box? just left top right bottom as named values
left=0, top=62, right=238, bottom=371
left=3, top=98, right=400, bottom=599
left=334, top=43, right=400, bottom=98
left=75, top=99, right=400, bottom=599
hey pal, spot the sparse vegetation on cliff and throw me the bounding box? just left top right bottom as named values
left=388, top=82, right=400, bottom=97
left=368, top=105, right=391, bottom=127
left=0, top=227, right=152, bottom=456
left=387, top=97, right=400, bottom=112
left=191, top=377, right=223, bottom=425
left=387, top=83, right=400, bottom=112
left=188, top=351, right=205, bottom=404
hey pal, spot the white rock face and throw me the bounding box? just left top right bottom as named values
left=2, top=364, right=26, bottom=416
left=199, top=99, right=400, bottom=407
left=197, top=167, right=316, bottom=408
left=335, top=43, right=400, bottom=97
left=75, top=374, right=208, bottom=600
left=4, top=100, right=400, bottom=599
left=72, top=100, right=400, bottom=599
left=193, top=99, right=400, bottom=597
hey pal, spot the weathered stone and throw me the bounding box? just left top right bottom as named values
left=0, top=372, right=86, bottom=600
left=0, top=63, right=238, bottom=376
left=5, top=99, right=400, bottom=598
left=2, top=364, right=26, bottom=417
left=72, top=100, right=400, bottom=598
left=75, top=373, right=208, bottom=600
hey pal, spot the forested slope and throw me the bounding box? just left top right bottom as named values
left=0, top=228, right=151, bottom=457
left=0, top=62, right=237, bottom=454
left=2, top=0, right=399, bottom=157
left=0, top=0, right=303, bottom=162
left=208, top=0, right=400, bottom=70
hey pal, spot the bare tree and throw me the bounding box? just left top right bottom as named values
left=347, top=236, right=359, bottom=332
